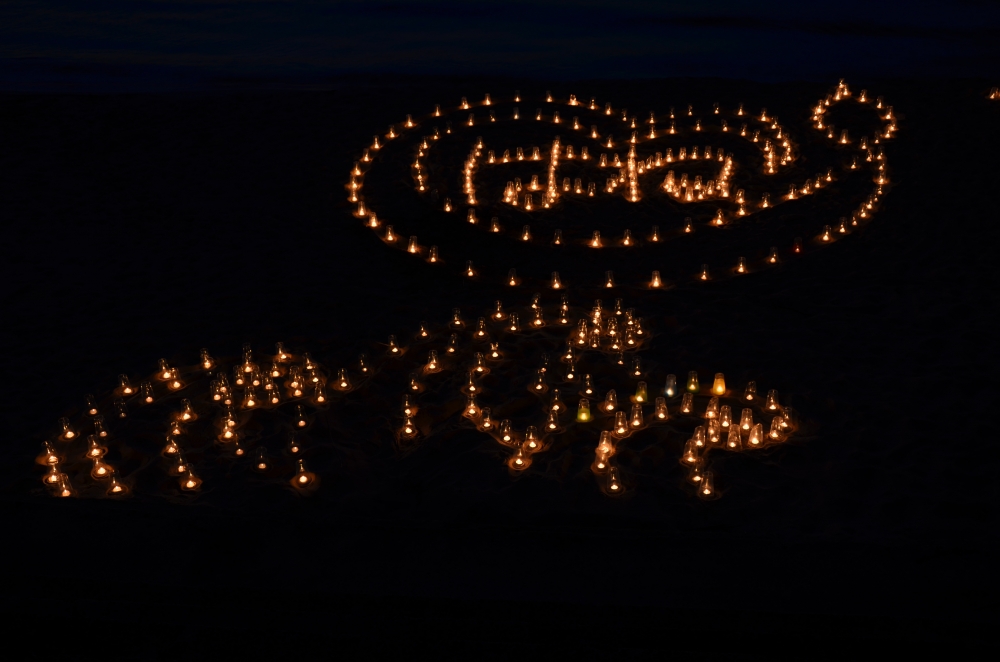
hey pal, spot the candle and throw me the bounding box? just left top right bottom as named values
left=630, top=404, right=643, bottom=428
left=664, top=375, right=677, bottom=398
left=607, top=467, right=622, bottom=493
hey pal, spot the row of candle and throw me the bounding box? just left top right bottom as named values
left=347, top=81, right=891, bottom=289
left=358, top=225, right=848, bottom=286
left=39, top=343, right=357, bottom=497
left=366, top=87, right=798, bottom=224
left=421, top=110, right=791, bottom=213
left=383, top=296, right=796, bottom=498
left=40, top=294, right=799, bottom=500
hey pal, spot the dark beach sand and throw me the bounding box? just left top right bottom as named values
left=1, top=77, right=998, bottom=655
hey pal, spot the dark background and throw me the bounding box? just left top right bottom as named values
left=2, top=2, right=1000, bottom=656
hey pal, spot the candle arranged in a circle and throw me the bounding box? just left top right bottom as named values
left=349, top=80, right=894, bottom=288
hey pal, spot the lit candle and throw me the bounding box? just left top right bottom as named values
left=680, top=393, right=694, bottom=414
left=707, top=420, right=721, bottom=443
left=613, top=411, right=629, bottom=436
left=255, top=447, right=269, bottom=471
left=58, top=417, right=76, bottom=441
left=720, top=405, right=732, bottom=428
left=697, top=471, right=715, bottom=498
left=593, top=449, right=609, bottom=472
left=401, top=395, right=416, bottom=417
left=107, top=475, right=128, bottom=496
left=726, top=426, right=742, bottom=449
left=292, top=459, right=316, bottom=488
left=43, top=464, right=62, bottom=485
left=630, top=404, right=643, bottom=428
left=499, top=419, right=513, bottom=444
left=180, top=468, right=202, bottom=491
left=464, top=395, right=480, bottom=418
left=86, top=435, right=106, bottom=459
left=607, top=467, right=622, bottom=493
left=56, top=475, right=73, bottom=497
left=38, top=441, right=60, bottom=466
left=90, top=457, right=112, bottom=480
left=509, top=443, right=530, bottom=470
left=769, top=417, right=784, bottom=441
left=655, top=376, right=674, bottom=401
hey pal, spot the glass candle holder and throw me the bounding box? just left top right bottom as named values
left=613, top=411, right=629, bottom=436
left=607, top=467, right=622, bottom=494
left=707, top=420, right=722, bottom=443
left=687, top=371, right=700, bottom=392
left=719, top=405, right=732, bottom=428
left=680, top=393, right=694, bottom=414
left=664, top=374, right=677, bottom=398
left=292, top=459, right=316, bottom=488
left=401, top=416, right=417, bottom=438
left=596, top=431, right=615, bottom=457
left=180, top=468, right=202, bottom=491
left=630, top=404, right=643, bottom=428
left=499, top=419, right=513, bottom=444
left=545, top=409, right=560, bottom=431
left=524, top=426, right=541, bottom=451
left=509, top=443, right=531, bottom=471
left=463, top=395, right=480, bottom=419
left=726, top=426, right=742, bottom=449
left=697, top=471, right=715, bottom=499
left=769, top=416, right=784, bottom=441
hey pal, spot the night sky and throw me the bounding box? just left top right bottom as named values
left=3, top=0, right=999, bottom=91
